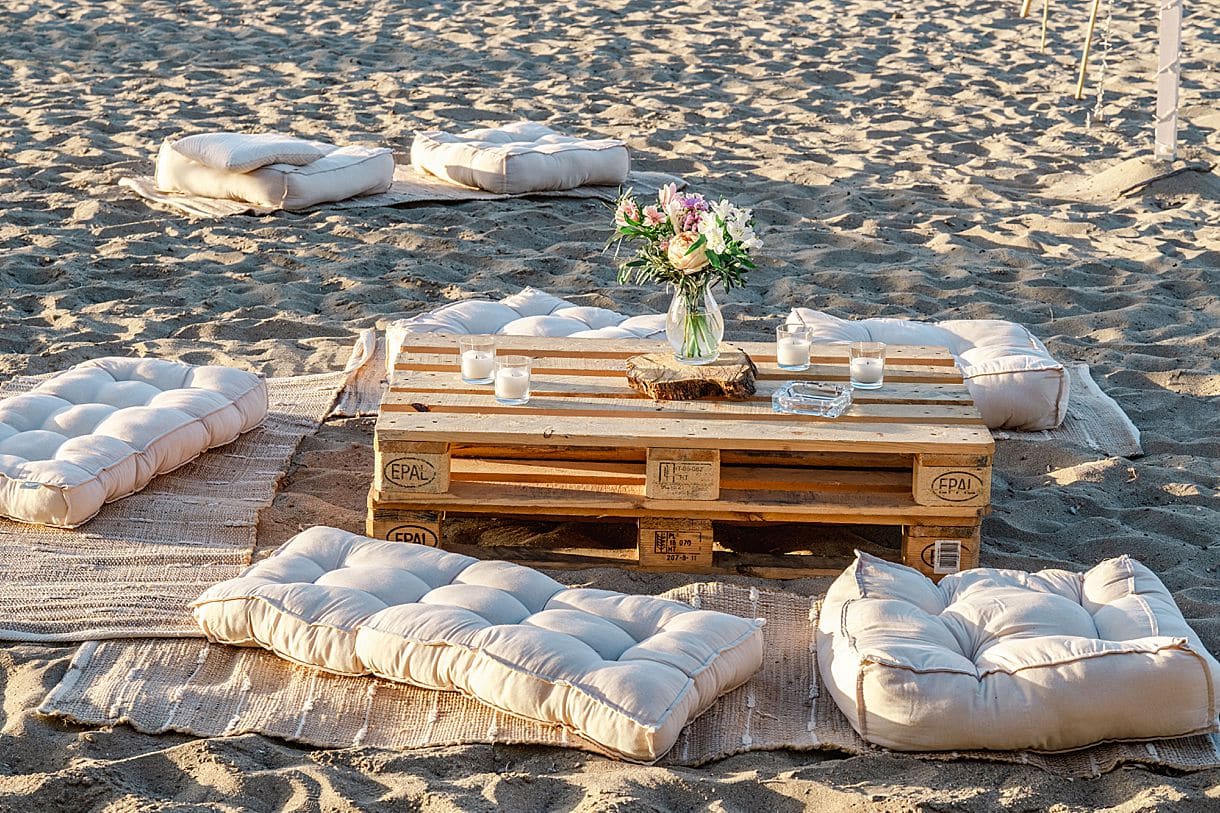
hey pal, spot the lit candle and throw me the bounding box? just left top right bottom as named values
left=461, top=350, right=495, bottom=382
left=850, top=357, right=884, bottom=386
left=495, top=367, right=530, bottom=401
left=777, top=336, right=811, bottom=369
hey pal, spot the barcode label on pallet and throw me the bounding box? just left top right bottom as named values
left=933, top=540, right=962, bottom=574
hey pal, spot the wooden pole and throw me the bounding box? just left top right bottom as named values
left=1154, top=0, right=1184, bottom=161
left=1040, top=0, right=1051, bottom=52
left=1020, top=0, right=1035, bottom=18
left=1075, top=0, right=1104, bottom=100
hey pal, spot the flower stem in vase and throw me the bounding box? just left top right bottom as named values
left=668, top=285, right=722, bottom=365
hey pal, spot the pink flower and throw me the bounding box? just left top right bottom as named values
left=615, top=197, right=639, bottom=227
left=666, top=232, right=709, bottom=272
left=657, top=183, right=679, bottom=209
left=642, top=205, right=665, bottom=226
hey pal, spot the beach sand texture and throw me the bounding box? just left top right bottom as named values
left=1, top=0, right=1219, bottom=809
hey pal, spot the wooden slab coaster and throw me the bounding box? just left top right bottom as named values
left=625, top=346, right=757, bottom=401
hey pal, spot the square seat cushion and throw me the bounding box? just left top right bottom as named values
left=818, top=552, right=1220, bottom=752
left=411, top=121, right=629, bottom=194
left=0, top=357, right=267, bottom=527
left=385, top=287, right=666, bottom=374
left=192, top=526, right=765, bottom=762
left=156, top=135, right=394, bottom=210
left=788, top=308, right=1069, bottom=431
left=170, top=132, right=327, bottom=173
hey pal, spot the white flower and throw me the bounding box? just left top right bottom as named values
left=725, top=206, right=760, bottom=249
left=698, top=213, right=727, bottom=254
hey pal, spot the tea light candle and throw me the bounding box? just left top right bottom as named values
left=850, top=357, right=884, bottom=385
left=777, top=336, right=811, bottom=369
left=495, top=367, right=530, bottom=401
left=461, top=350, right=495, bottom=382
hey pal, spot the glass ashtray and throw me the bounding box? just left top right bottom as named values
left=772, top=381, right=853, bottom=418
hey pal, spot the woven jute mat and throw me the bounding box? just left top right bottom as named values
left=992, top=363, right=1142, bottom=458
left=38, top=584, right=1220, bottom=776
left=119, top=168, right=684, bottom=219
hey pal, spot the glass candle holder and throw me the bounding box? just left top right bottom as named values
left=776, top=324, right=812, bottom=371
left=458, top=337, right=495, bottom=384
left=849, top=341, right=886, bottom=390
left=494, top=355, right=532, bottom=405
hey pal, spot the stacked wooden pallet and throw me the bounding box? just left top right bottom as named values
left=368, top=335, right=993, bottom=580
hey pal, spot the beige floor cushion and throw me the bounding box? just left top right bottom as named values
left=170, top=132, right=327, bottom=172
left=818, top=552, right=1220, bottom=752
left=788, top=308, right=1068, bottom=431
left=193, top=526, right=765, bottom=762
left=411, top=122, right=629, bottom=194
left=156, top=136, right=394, bottom=210
left=0, top=357, right=267, bottom=527
left=385, top=287, right=665, bottom=374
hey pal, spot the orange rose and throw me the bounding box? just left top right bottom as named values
left=666, top=232, right=709, bottom=272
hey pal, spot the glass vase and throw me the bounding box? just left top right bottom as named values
left=666, top=286, right=724, bottom=365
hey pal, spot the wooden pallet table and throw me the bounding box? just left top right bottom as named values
left=368, top=335, right=994, bottom=580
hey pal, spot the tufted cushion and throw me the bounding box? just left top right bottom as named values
left=788, top=308, right=1069, bottom=431
left=193, top=526, right=765, bottom=762
left=156, top=138, right=394, bottom=210
left=411, top=121, right=629, bottom=194
left=818, top=552, right=1220, bottom=752
left=171, top=132, right=328, bottom=173
left=0, top=357, right=267, bottom=527
left=385, top=287, right=666, bottom=374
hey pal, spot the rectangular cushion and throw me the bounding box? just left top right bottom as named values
left=411, top=122, right=629, bottom=194
left=0, top=357, right=267, bottom=527
left=384, top=288, right=666, bottom=375
left=171, top=132, right=327, bottom=172
left=192, top=526, right=764, bottom=762
left=155, top=140, right=395, bottom=210
left=788, top=308, right=1069, bottom=431
left=818, top=552, right=1220, bottom=752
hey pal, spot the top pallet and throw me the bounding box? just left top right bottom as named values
left=378, top=335, right=993, bottom=457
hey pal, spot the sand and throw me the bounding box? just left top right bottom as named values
left=1, top=0, right=1219, bottom=809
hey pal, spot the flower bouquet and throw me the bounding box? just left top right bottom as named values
left=609, top=184, right=760, bottom=364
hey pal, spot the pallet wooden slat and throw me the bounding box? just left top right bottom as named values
left=392, top=371, right=974, bottom=407
left=378, top=410, right=992, bottom=454
left=370, top=480, right=985, bottom=523
left=446, top=458, right=914, bottom=494
left=394, top=353, right=964, bottom=384
left=393, top=334, right=960, bottom=366
left=382, top=391, right=985, bottom=427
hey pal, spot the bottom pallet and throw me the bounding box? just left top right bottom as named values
left=367, top=498, right=981, bottom=581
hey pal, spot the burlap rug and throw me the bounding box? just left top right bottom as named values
left=992, top=363, right=1142, bottom=458
left=38, top=583, right=1220, bottom=776
left=0, top=371, right=346, bottom=641
left=119, top=167, right=682, bottom=219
